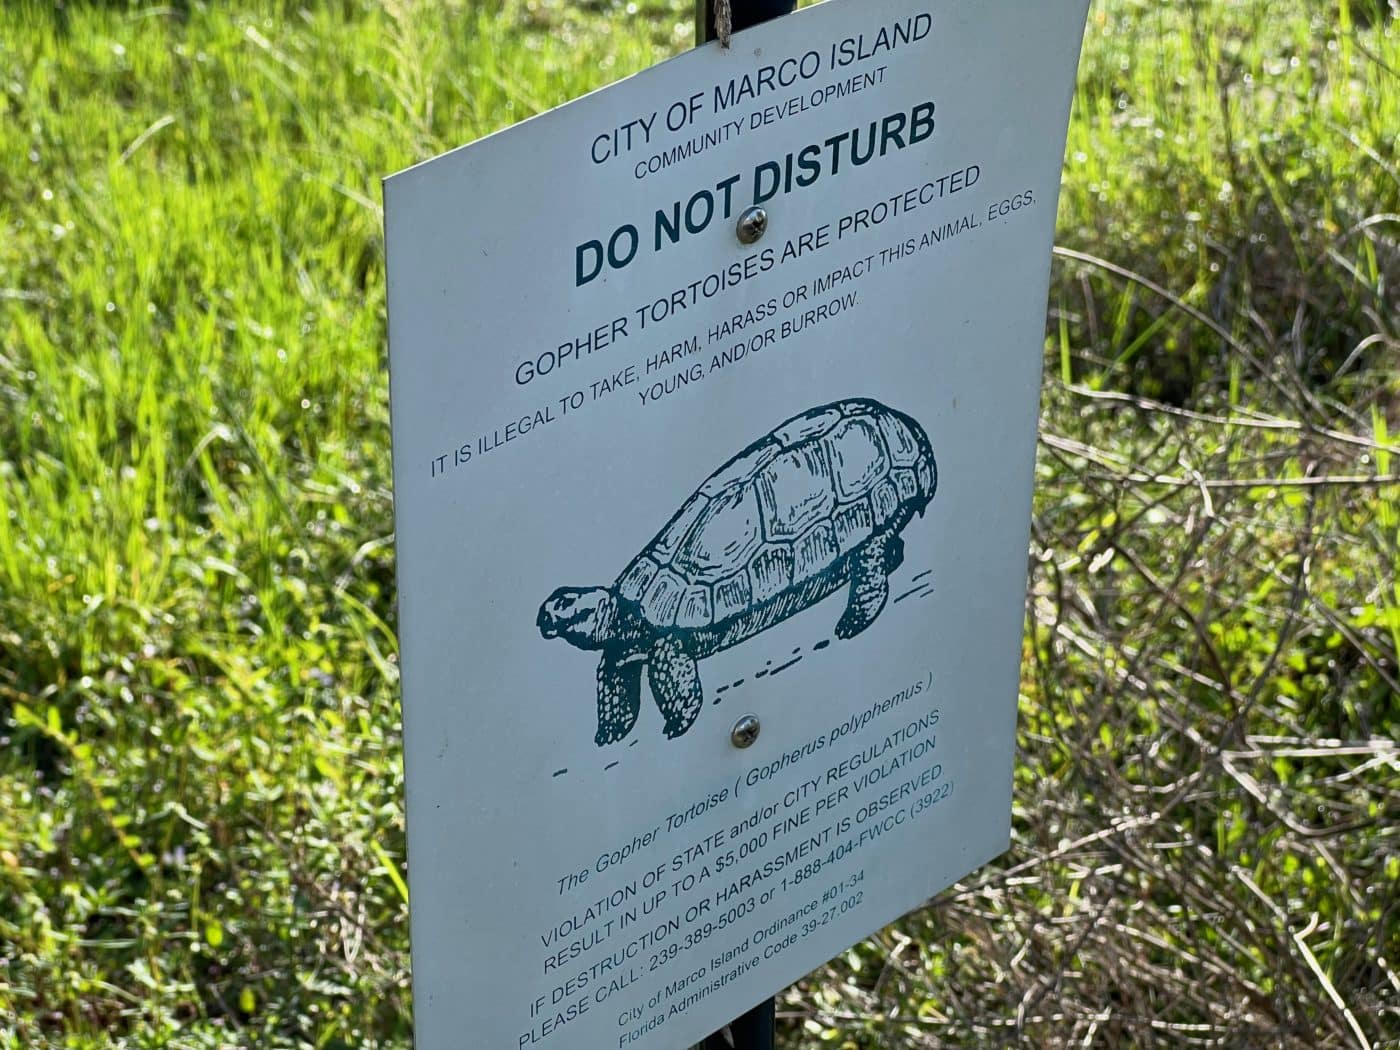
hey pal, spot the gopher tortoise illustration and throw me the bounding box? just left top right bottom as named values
left=537, top=398, right=937, bottom=746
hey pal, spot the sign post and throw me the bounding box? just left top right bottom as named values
left=696, top=0, right=798, bottom=46
left=696, top=998, right=776, bottom=1050
left=688, top=2, right=793, bottom=1041
left=384, top=2, right=1090, bottom=1047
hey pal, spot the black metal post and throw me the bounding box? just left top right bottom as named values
left=700, top=997, right=776, bottom=1049
left=689, top=4, right=795, bottom=1045
left=689, top=0, right=795, bottom=1032
left=696, top=0, right=798, bottom=46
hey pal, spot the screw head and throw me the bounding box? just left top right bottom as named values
left=730, top=715, right=761, bottom=749
left=736, top=206, right=768, bottom=245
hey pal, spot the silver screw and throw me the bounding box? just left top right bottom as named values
left=736, top=206, right=768, bottom=245
left=730, top=715, right=761, bottom=749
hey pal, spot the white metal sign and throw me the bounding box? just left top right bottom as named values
left=384, top=1, right=1088, bottom=1046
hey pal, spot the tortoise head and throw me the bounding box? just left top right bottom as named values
left=537, top=587, right=616, bottom=650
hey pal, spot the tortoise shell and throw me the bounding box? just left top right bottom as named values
left=615, top=399, right=936, bottom=630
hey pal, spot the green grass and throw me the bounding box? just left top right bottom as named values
left=0, top=0, right=1396, bottom=1046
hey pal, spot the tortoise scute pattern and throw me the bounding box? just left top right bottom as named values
left=677, top=585, right=711, bottom=629
left=878, top=412, right=922, bottom=467
left=643, top=568, right=687, bottom=624
left=700, top=442, right=780, bottom=497
left=652, top=495, right=708, bottom=562
left=872, top=478, right=900, bottom=524
left=675, top=485, right=762, bottom=578
left=893, top=468, right=919, bottom=502
left=757, top=445, right=835, bottom=540
left=828, top=419, right=890, bottom=502
left=793, top=521, right=838, bottom=579
left=617, top=400, right=935, bottom=631
left=617, top=556, right=657, bottom=604
left=832, top=500, right=874, bottom=554
left=749, top=545, right=794, bottom=602
left=712, top=572, right=753, bottom=620
left=772, top=406, right=842, bottom=446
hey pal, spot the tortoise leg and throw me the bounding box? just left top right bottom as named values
left=596, top=653, right=642, bottom=747
left=648, top=636, right=704, bottom=740
left=836, top=536, right=891, bottom=640
left=884, top=533, right=906, bottom=574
